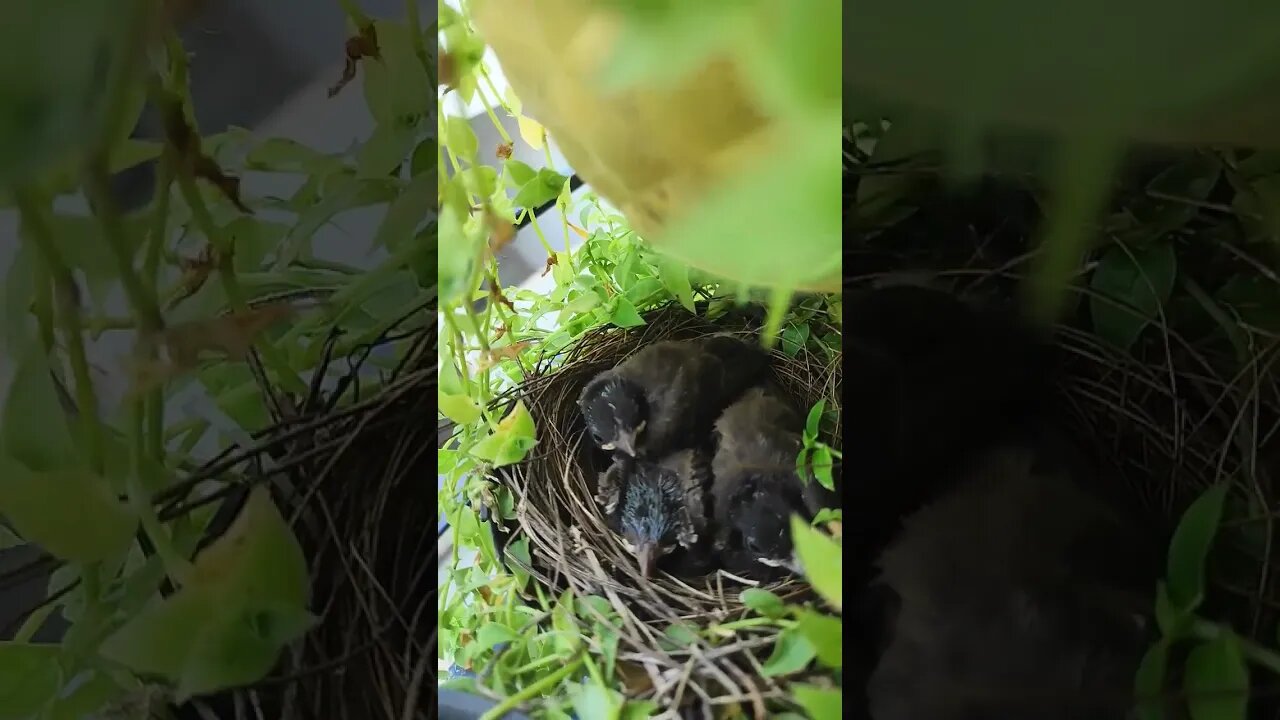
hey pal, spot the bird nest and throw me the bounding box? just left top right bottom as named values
left=487, top=300, right=842, bottom=715
left=145, top=304, right=439, bottom=720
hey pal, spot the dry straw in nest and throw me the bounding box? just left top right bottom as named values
left=486, top=299, right=842, bottom=717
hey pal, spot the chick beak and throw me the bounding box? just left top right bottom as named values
left=635, top=543, right=657, bottom=578
left=615, top=430, right=637, bottom=457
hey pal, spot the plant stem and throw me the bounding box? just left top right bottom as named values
left=337, top=0, right=374, bottom=27
left=405, top=0, right=430, bottom=73
left=130, top=400, right=193, bottom=585
left=473, top=78, right=513, bottom=146
left=32, top=259, right=55, bottom=352
left=15, top=190, right=106, bottom=473
left=83, top=164, right=165, bottom=335
left=477, top=654, right=584, bottom=720
left=178, top=174, right=307, bottom=395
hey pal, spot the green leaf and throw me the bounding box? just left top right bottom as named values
left=1153, top=581, right=1188, bottom=639
left=664, top=622, right=699, bottom=650
left=43, top=669, right=127, bottom=720
left=504, top=159, right=537, bottom=188
left=1184, top=634, right=1248, bottom=720
left=513, top=168, right=569, bottom=209
left=438, top=197, right=481, bottom=305
left=439, top=393, right=483, bottom=426
left=761, top=628, right=816, bottom=677
left=1134, top=641, right=1170, bottom=720
left=795, top=446, right=810, bottom=483
left=804, top=399, right=826, bottom=444
left=279, top=175, right=400, bottom=264
left=189, top=486, right=310, bottom=607
left=357, top=122, right=417, bottom=178
left=0, top=642, right=61, bottom=720
left=246, top=137, right=344, bottom=174
left=2, top=350, right=78, bottom=470
left=361, top=21, right=431, bottom=124
left=0, top=457, right=135, bottom=563
left=791, top=516, right=842, bottom=610
left=658, top=113, right=840, bottom=291
left=562, top=291, right=602, bottom=317
left=444, top=116, right=479, bottom=161
left=1167, top=484, right=1228, bottom=613
left=470, top=401, right=538, bottom=467
left=812, top=445, right=834, bottom=491
left=409, top=136, right=436, bottom=178
left=792, top=684, right=842, bottom=720
left=653, top=255, right=696, bottom=311
left=1, top=243, right=36, bottom=359
left=100, top=589, right=215, bottom=678
left=621, top=701, right=659, bottom=720
left=812, top=509, right=841, bottom=526
left=794, top=609, right=843, bottom=668
left=609, top=297, right=646, bottom=328
left=227, top=217, right=287, bottom=273
left=781, top=323, right=810, bottom=356
left=569, top=684, right=622, bottom=720
left=177, top=604, right=315, bottom=700
left=740, top=588, right=786, bottom=619
left=1089, top=242, right=1177, bottom=352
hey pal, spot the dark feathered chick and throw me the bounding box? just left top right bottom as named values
left=842, top=282, right=1055, bottom=583
left=578, top=336, right=770, bottom=460
left=600, top=448, right=710, bottom=578
left=710, top=384, right=838, bottom=576
left=862, top=445, right=1157, bottom=720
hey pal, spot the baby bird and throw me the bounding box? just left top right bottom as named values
left=710, top=384, right=838, bottom=576
left=600, top=448, right=710, bottom=578
left=842, top=282, right=1055, bottom=584
left=863, top=444, right=1157, bottom=720
left=578, top=336, right=770, bottom=461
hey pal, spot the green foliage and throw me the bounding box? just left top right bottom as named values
left=1167, top=485, right=1229, bottom=613
left=1185, top=634, right=1249, bottom=720
left=1089, top=242, right=1177, bottom=352
left=0, top=3, right=436, bottom=715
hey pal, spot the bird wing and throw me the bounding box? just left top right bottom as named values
left=658, top=447, right=711, bottom=536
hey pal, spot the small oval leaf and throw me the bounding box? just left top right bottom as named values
left=1184, top=634, right=1248, bottom=720
left=791, top=515, right=842, bottom=611
left=1167, top=484, right=1229, bottom=613
left=760, top=628, right=816, bottom=677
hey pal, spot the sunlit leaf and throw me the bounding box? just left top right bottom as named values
left=444, top=116, right=479, bottom=161
left=513, top=168, right=569, bottom=210
left=740, top=588, right=785, bottom=619
left=792, top=684, right=842, bottom=720
left=1167, top=484, right=1229, bottom=613
left=761, top=628, right=816, bottom=677
left=439, top=393, right=483, bottom=425
left=794, top=609, right=842, bottom=668
left=609, top=297, right=646, bottom=328
left=791, top=516, right=841, bottom=610
left=812, top=445, right=834, bottom=491
left=176, top=603, right=315, bottom=700
left=804, top=399, right=825, bottom=446
left=517, top=114, right=544, bottom=150
left=470, top=401, right=538, bottom=467
left=653, top=255, right=695, bottom=312
left=569, top=683, right=622, bottom=720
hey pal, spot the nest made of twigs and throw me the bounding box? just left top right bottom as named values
left=149, top=299, right=439, bottom=720
left=485, top=300, right=842, bottom=717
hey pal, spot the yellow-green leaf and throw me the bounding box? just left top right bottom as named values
left=439, top=393, right=483, bottom=425
left=792, top=684, right=842, bottom=720
left=795, top=609, right=842, bottom=668
left=517, top=114, right=545, bottom=150
left=0, top=458, right=135, bottom=563
left=189, top=486, right=309, bottom=607
left=0, top=642, right=61, bottom=720
left=791, top=515, right=841, bottom=610
left=760, top=628, right=816, bottom=677
left=470, top=401, right=538, bottom=467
